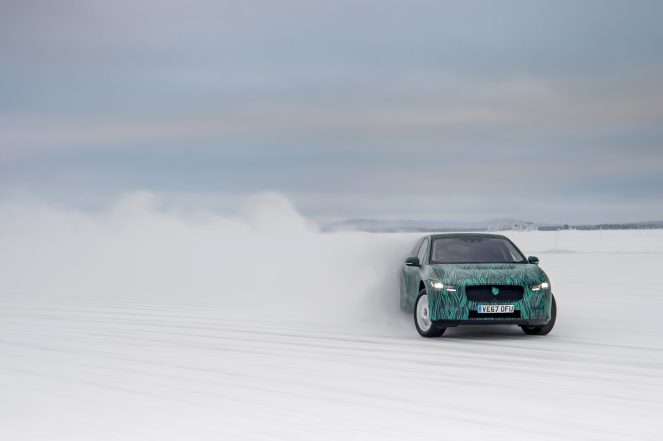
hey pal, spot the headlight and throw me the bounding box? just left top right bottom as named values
left=531, top=282, right=550, bottom=292
left=429, top=280, right=457, bottom=292
left=430, top=280, right=444, bottom=290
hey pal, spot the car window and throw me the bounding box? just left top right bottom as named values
left=417, top=238, right=429, bottom=264
left=502, top=243, right=524, bottom=261
left=431, top=237, right=525, bottom=264
left=409, top=238, right=424, bottom=257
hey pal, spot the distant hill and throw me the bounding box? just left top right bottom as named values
left=539, top=220, right=663, bottom=231
left=323, top=218, right=535, bottom=233
left=322, top=218, right=663, bottom=233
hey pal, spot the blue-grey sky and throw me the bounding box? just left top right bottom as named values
left=1, top=0, right=662, bottom=223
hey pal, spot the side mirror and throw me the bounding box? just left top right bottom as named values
left=528, top=256, right=539, bottom=265
left=405, top=256, right=420, bottom=267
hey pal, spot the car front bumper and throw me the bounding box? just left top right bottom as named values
left=433, top=318, right=550, bottom=327
left=427, top=286, right=553, bottom=323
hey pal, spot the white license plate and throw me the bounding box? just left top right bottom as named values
left=477, top=304, right=515, bottom=314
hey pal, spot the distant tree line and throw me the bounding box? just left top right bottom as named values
left=539, top=223, right=662, bottom=231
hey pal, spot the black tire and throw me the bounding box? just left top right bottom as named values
left=521, top=294, right=557, bottom=335
left=414, top=289, right=446, bottom=338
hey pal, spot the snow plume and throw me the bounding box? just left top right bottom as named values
left=0, top=191, right=414, bottom=325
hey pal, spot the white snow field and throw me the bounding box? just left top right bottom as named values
left=1, top=194, right=662, bottom=440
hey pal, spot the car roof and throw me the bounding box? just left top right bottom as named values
left=427, top=232, right=509, bottom=240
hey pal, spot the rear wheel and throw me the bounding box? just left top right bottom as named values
left=521, top=294, right=557, bottom=335
left=414, top=290, right=445, bottom=338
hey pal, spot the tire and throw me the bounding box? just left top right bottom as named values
left=521, top=294, right=557, bottom=335
left=414, top=289, right=445, bottom=338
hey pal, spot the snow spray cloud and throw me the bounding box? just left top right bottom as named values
left=0, top=192, right=415, bottom=326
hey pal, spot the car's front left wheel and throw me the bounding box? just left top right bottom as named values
left=521, top=294, right=557, bottom=335
left=414, top=290, right=445, bottom=338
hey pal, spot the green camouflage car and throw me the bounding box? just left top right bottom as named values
left=400, top=233, right=556, bottom=337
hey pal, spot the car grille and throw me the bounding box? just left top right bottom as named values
left=468, top=310, right=521, bottom=319
left=465, top=285, right=524, bottom=301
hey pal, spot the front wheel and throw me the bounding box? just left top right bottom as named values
left=414, top=290, right=445, bottom=338
left=521, top=294, right=557, bottom=335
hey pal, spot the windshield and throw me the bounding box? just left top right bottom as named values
left=430, top=236, right=526, bottom=264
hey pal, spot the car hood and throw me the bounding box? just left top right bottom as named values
left=430, top=263, right=548, bottom=286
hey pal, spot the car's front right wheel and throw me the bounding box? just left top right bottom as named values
left=414, top=290, right=445, bottom=338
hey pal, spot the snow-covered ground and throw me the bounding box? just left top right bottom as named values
left=1, top=196, right=662, bottom=440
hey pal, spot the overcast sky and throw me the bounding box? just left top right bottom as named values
left=1, top=0, right=662, bottom=223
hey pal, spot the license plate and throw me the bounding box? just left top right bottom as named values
left=477, top=304, right=514, bottom=314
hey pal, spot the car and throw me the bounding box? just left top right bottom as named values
left=400, top=233, right=556, bottom=337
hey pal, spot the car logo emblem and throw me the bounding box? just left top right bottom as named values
left=491, top=287, right=500, bottom=296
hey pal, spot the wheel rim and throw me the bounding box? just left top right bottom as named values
left=416, top=294, right=432, bottom=332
